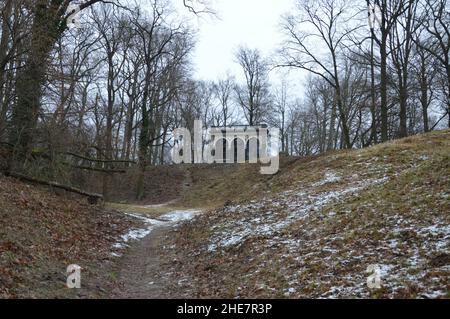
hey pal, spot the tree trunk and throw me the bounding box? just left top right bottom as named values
left=123, top=69, right=138, bottom=163
left=136, top=77, right=151, bottom=200
left=420, top=60, right=429, bottom=132
left=327, top=100, right=337, bottom=151
left=447, top=67, right=450, bottom=129
left=399, top=83, right=408, bottom=138
left=380, top=34, right=389, bottom=142
left=369, top=36, right=378, bottom=145
left=10, top=2, right=62, bottom=159
left=102, top=55, right=115, bottom=200
left=136, top=108, right=149, bottom=201
left=334, top=86, right=351, bottom=149
left=0, top=0, right=13, bottom=135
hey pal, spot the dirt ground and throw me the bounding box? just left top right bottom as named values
left=112, top=226, right=186, bottom=299
left=2, top=130, right=449, bottom=299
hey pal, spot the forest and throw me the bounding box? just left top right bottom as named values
left=0, top=0, right=450, bottom=301
left=0, top=0, right=449, bottom=200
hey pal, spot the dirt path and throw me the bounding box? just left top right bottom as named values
left=109, top=203, right=201, bottom=299
left=112, top=225, right=174, bottom=298
left=107, top=170, right=200, bottom=299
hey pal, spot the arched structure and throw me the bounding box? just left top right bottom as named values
left=214, top=138, right=228, bottom=163
left=209, top=125, right=269, bottom=164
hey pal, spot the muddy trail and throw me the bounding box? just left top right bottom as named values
left=108, top=202, right=202, bottom=299
left=113, top=225, right=176, bottom=299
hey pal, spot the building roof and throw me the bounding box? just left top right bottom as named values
left=209, top=124, right=268, bottom=133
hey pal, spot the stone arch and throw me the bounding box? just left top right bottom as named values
left=232, top=137, right=246, bottom=163
left=246, top=137, right=260, bottom=163
left=214, top=138, right=228, bottom=163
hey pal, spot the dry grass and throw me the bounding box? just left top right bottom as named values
left=153, top=129, right=450, bottom=299
left=179, top=157, right=301, bottom=209
left=0, top=176, right=139, bottom=298
left=2, top=130, right=448, bottom=299
left=106, top=202, right=197, bottom=218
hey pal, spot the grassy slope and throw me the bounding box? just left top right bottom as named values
left=179, top=156, right=300, bottom=209
left=104, top=157, right=299, bottom=209
left=156, top=130, right=450, bottom=298
left=0, top=146, right=298, bottom=298
left=0, top=176, right=138, bottom=298
left=1, top=130, right=448, bottom=299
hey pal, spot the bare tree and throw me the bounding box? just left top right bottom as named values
left=369, top=0, right=409, bottom=141
left=212, top=74, right=235, bottom=127
left=271, top=78, right=290, bottom=153
left=235, top=46, right=271, bottom=126
left=389, top=0, right=418, bottom=137
left=8, top=0, right=209, bottom=162
left=418, top=0, right=450, bottom=128
left=10, top=0, right=121, bottom=161
left=132, top=2, right=193, bottom=200
left=279, top=0, right=360, bottom=148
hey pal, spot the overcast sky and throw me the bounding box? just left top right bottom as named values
left=192, top=0, right=294, bottom=79
left=171, top=0, right=303, bottom=90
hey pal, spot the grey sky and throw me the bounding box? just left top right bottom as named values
left=172, top=0, right=304, bottom=89
left=192, top=0, right=294, bottom=80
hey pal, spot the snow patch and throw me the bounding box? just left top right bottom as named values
left=111, top=209, right=201, bottom=257
left=207, top=177, right=389, bottom=252
left=313, top=171, right=342, bottom=186
left=160, top=210, right=201, bottom=223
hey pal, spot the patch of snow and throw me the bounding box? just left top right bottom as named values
left=419, top=224, right=450, bottom=236
left=313, top=171, right=342, bottom=186
left=143, top=203, right=168, bottom=208
left=379, top=264, right=396, bottom=278
left=284, top=287, right=297, bottom=296
left=111, top=209, right=201, bottom=256
left=159, top=210, right=201, bottom=223
left=435, top=238, right=449, bottom=250
left=408, top=255, right=421, bottom=267
left=421, top=290, right=445, bottom=299
left=386, top=239, right=399, bottom=249
left=207, top=177, right=389, bottom=251
left=121, top=227, right=153, bottom=242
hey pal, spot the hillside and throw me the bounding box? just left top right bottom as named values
left=95, top=156, right=300, bottom=208
left=146, top=130, right=450, bottom=298
left=0, top=176, right=139, bottom=298
left=1, top=130, right=449, bottom=299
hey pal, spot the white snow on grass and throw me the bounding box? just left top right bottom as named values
left=421, top=290, right=446, bottom=299
left=418, top=224, right=450, bottom=251
left=207, top=177, right=389, bottom=252
left=175, top=151, right=449, bottom=298
left=143, top=203, right=169, bottom=208
left=159, top=210, right=201, bottom=223
left=418, top=224, right=450, bottom=237
left=313, top=171, right=342, bottom=186
left=112, top=209, right=201, bottom=257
